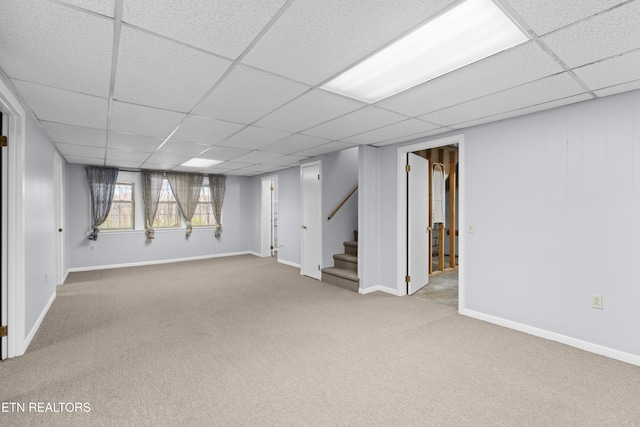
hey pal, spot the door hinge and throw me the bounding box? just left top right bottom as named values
left=0, top=135, right=7, bottom=147
left=318, top=265, right=321, bottom=271
left=0, top=326, right=7, bottom=337
left=405, top=165, right=411, bottom=172
left=405, top=275, right=411, bottom=283
left=270, top=245, right=274, bottom=250
left=317, top=174, right=320, bottom=180
left=270, top=186, right=274, bottom=191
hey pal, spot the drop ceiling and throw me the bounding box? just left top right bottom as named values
left=1, top=0, right=639, bottom=176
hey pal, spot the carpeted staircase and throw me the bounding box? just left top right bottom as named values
left=321, top=231, right=359, bottom=293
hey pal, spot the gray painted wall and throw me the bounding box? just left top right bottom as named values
left=367, top=89, right=640, bottom=358
left=24, top=113, right=57, bottom=334
left=67, top=164, right=252, bottom=269
left=358, top=145, right=380, bottom=290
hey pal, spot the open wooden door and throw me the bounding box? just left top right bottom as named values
left=407, top=153, right=430, bottom=295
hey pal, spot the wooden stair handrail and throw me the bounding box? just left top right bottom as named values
left=328, top=186, right=358, bottom=220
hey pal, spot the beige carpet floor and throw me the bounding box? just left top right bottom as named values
left=1, top=255, right=639, bottom=426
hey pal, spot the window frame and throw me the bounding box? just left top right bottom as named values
left=152, top=178, right=181, bottom=229
left=99, top=181, right=135, bottom=231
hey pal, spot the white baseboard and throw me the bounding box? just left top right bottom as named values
left=278, top=258, right=301, bottom=269
left=248, top=251, right=261, bottom=257
left=68, top=251, right=254, bottom=273
left=460, top=308, right=640, bottom=367
left=359, top=285, right=403, bottom=296
left=24, top=291, right=56, bottom=351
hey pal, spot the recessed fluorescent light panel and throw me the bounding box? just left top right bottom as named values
left=181, top=158, right=223, bottom=168
left=322, top=0, right=529, bottom=103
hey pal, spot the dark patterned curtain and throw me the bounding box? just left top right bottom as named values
left=208, top=174, right=226, bottom=240
left=85, top=166, right=119, bottom=241
left=141, top=170, right=164, bottom=239
left=166, top=172, right=203, bottom=238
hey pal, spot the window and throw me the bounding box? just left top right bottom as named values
left=101, top=182, right=134, bottom=230
left=153, top=179, right=180, bottom=228
left=192, top=184, right=217, bottom=227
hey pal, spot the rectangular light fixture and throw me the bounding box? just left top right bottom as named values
left=322, top=0, right=529, bottom=103
left=180, top=158, right=223, bottom=168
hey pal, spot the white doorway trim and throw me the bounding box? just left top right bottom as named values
left=396, top=135, right=465, bottom=307
left=300, top=161, right=322, bottom=280
left=261, top=174, right=278, bottom=257
left=0, top=77, right=27, bottom=358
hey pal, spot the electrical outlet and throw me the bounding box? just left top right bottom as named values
left=467, top=224, right=475, bottom=234
left=591, top=294, right=603, bottom=309
left=89, top=245, right=94, bottom=252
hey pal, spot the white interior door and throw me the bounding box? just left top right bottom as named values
left=54, top=153, right=64, bottom=285
left=407, top=153, right=430, bottom=294
left=301, top=163, right=321, bottom=280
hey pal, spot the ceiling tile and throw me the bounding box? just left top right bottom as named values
left=157, top=140, right=210, bottom=157
left=122, top=0, right=287, bottom=59
left=63, top=155, right=105, bottom=166
left=262, top=154, right=308, bottom=166
left=106, top=149, right=150, bottom=162
left=594, top=80, right=640, bottom=98
left=104, top=159, right=144, bottom=169
left=194, top=65, right=311, bottom=124
left=142, top=153, right=192, bottom=169
left=231, top=151, right=285, bottom=164
left=210, top=161, right=253, bottom=171
left=371, top=127, right=452, bottom=147
left=108, top=132, right=164, bottom=153
left=55, top=142, right=105, bottom=159
left=217, top=126, right=292, bottom=150
left=451, top=93, right=593, bottom=129
left=114, top=26, right=232, bottom=112
left=197, top=146, right=251, bottom=161
left=507, top=0, right=624, bottom=35
left=110, top=101, right=186, bottom=138
left=259, top=134, right=331, bottom=155
left=294, top=141, right=357, bottom=157
left=41, top=122, right=106, bottom=147
left=171, top=115, right=245, bottom=145
left=573, top=49, right=640, bottom=91
left=58, top=0, right=116, bottom=17
left=342, top=119, right=440, bottom=145
left=542, top=1, right=640, bottom=68
left=0, top=0, right=113, bottom=97
left=242, top=0, right=452, bottom=85
left=377, top=41, right=564, bottom=117
left=256, top=89, right=364, bottom=133
left=302, top=106, right=408, bottom=140
left=13, top=80, right=108, bottom=129
left=420, top=73, right=587, bottom=126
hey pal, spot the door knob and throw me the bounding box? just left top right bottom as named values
left=301, top=225, right=307, bottom=229
left=58, top=228, right=63, bottom=232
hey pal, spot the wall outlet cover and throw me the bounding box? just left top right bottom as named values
left=591, top=294, right=603, bottom=309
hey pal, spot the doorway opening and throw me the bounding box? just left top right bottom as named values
left=1, top=111, right=7, bottom=359
left=397, top=135, right=464, bottom=311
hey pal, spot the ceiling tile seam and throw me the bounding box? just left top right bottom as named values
left=119, top=23, right=236, bottom=64
left=543, top=0, right=637, bottom=37
left=298, top=116, right=428, bottom=143
left=572, top=46, right=640, bottom=73
left=104, top=0, right=124, bottom=166
left=490, top=1, right=597, bottom=101
left=46, top=0, right=115, bottom=21
left=8, top=77, right=109, bottom=101
left=448, top=94, right=591, bottom=128
left=0, top=68, right=58, bottom=144
left=138, top=0, right=298, bottom=168
left=592, top=78, right=640, bottom=94
left=532, top=38, right=598, bottom=99
left=416, top=70, right=572, bottom=118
